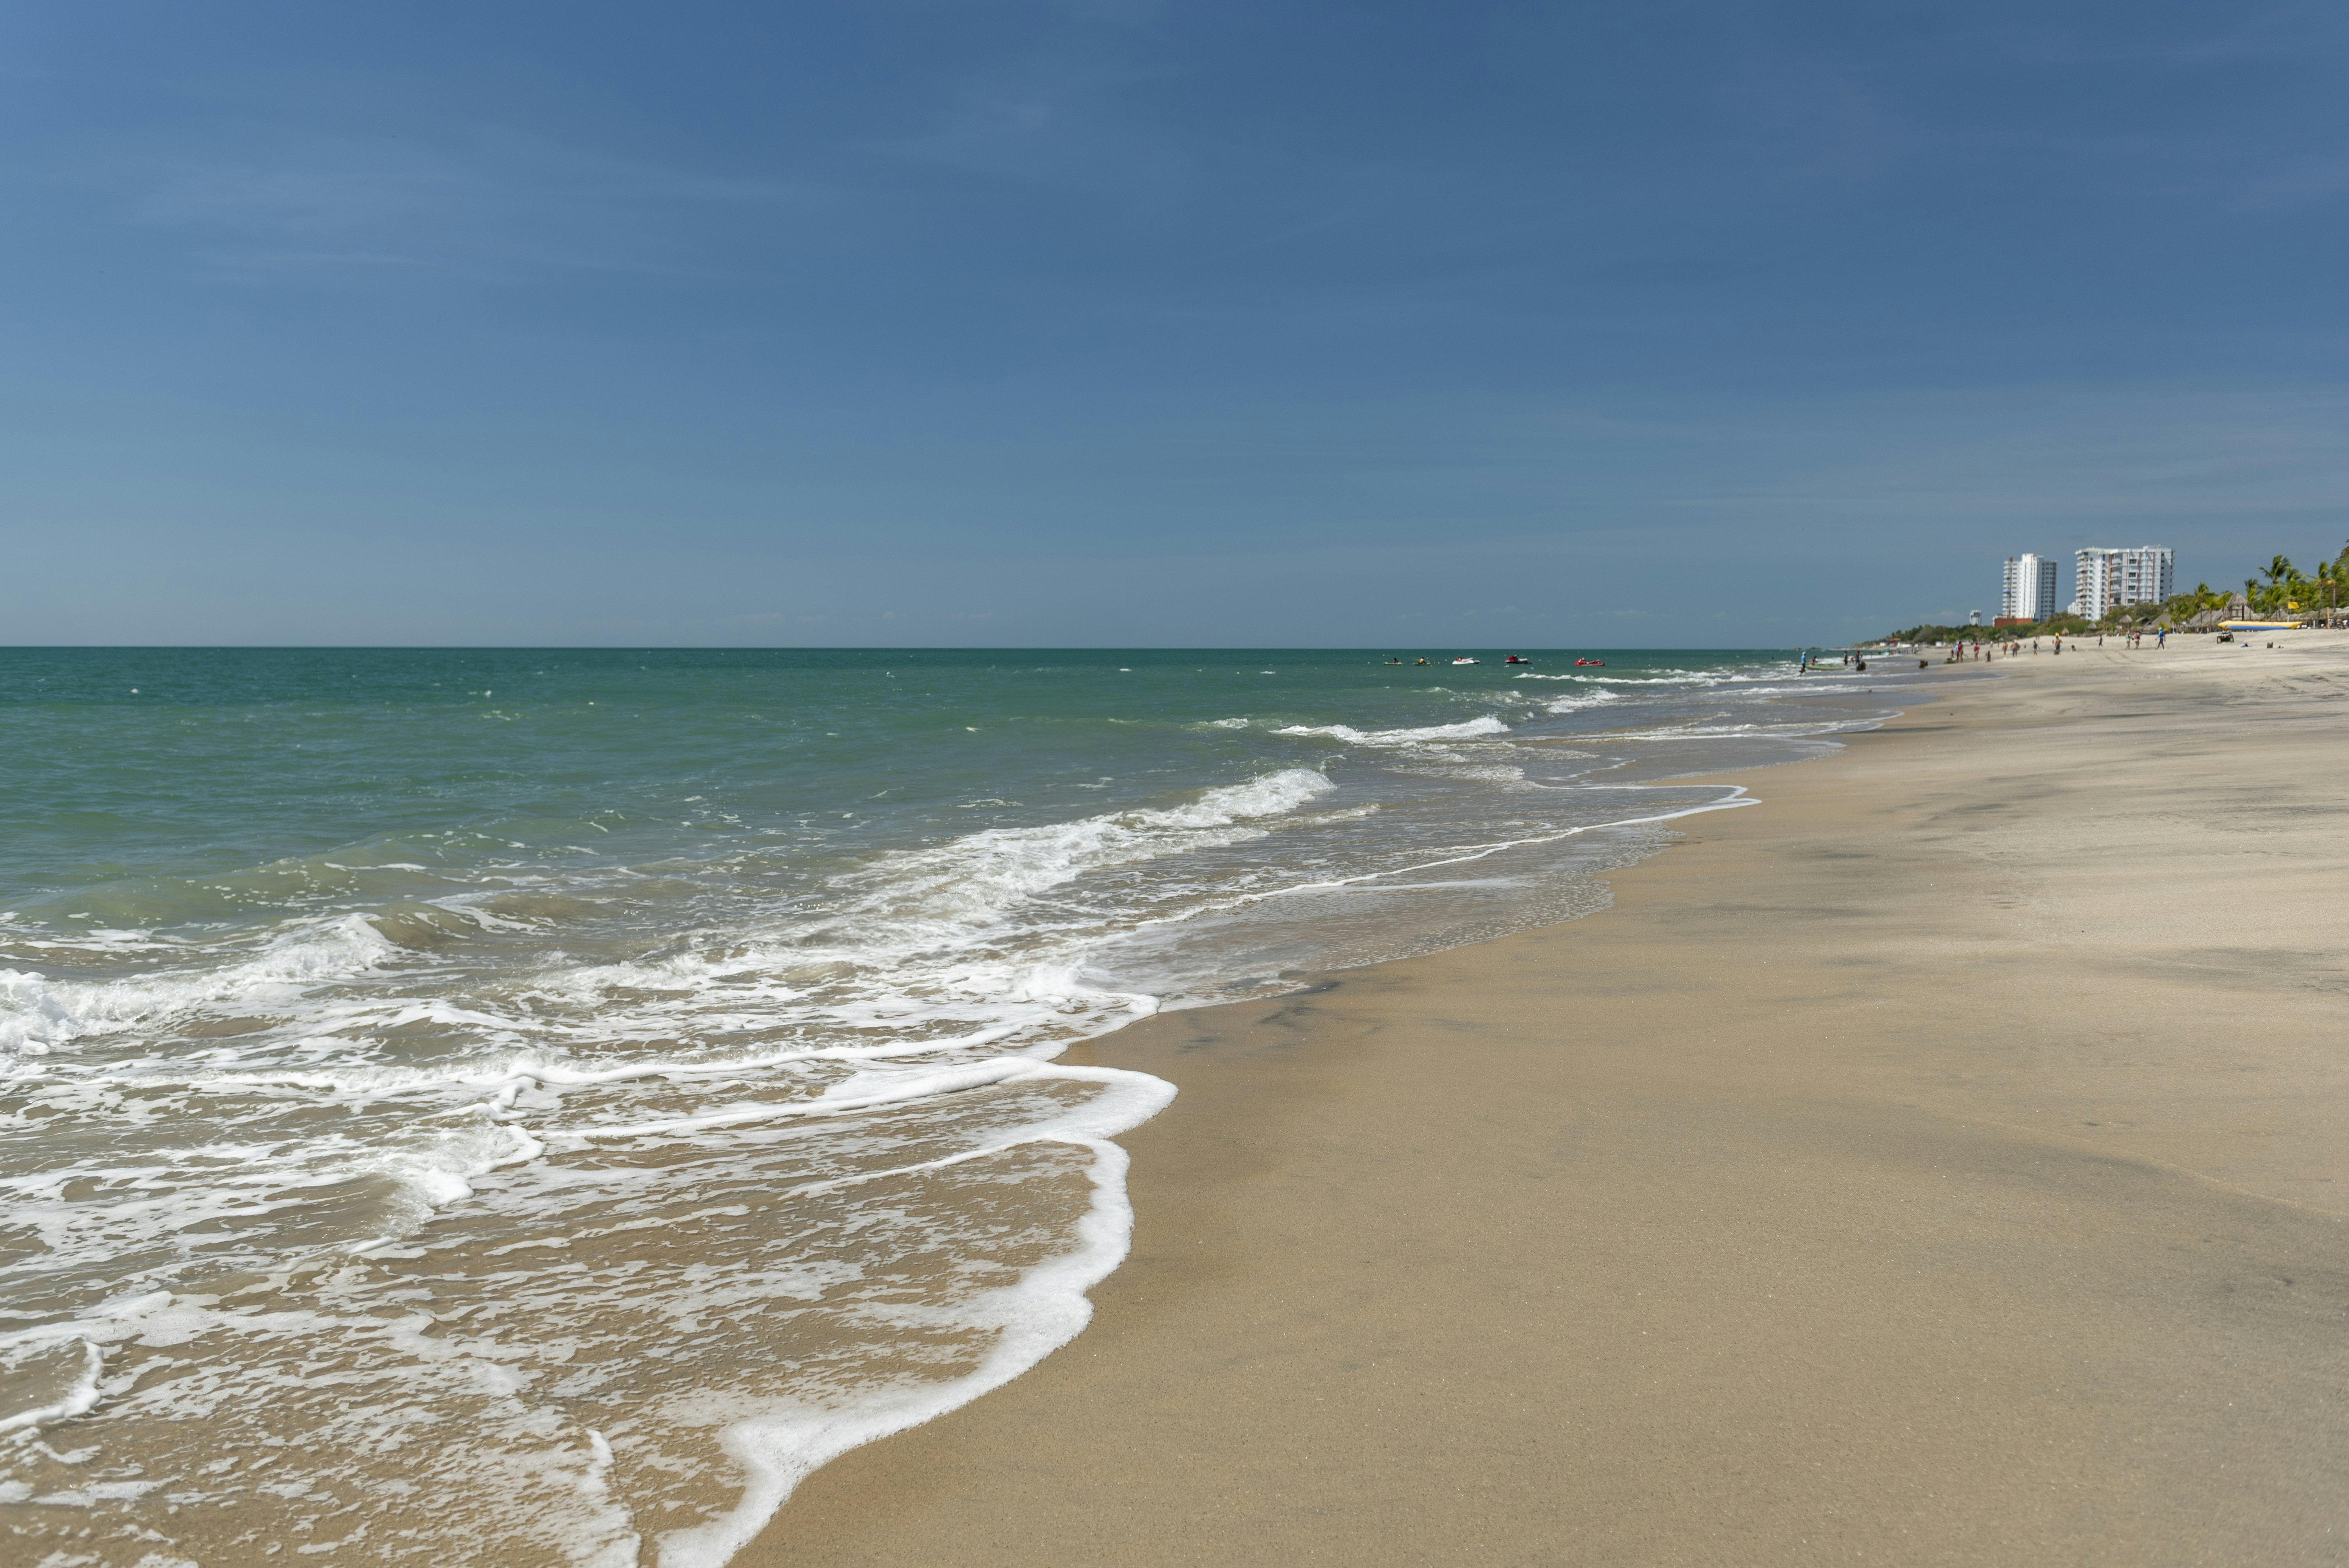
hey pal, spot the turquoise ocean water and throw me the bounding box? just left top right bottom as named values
left=0, top=647, right=1903, bottom=1565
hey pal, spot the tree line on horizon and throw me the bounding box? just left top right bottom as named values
left=1879, top=544, right=2349, bottom=645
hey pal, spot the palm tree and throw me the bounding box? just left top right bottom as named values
left=2267, top=555, right=2296, bottom=588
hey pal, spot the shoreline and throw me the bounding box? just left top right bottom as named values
left=742, top=635, right=2349, bottom=1566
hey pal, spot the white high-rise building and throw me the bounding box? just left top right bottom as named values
left=2075, top=549, right=2118, bottom=619
left=2119, top=545, right=2174, bottom=606
left=2000, top=553, right=2059, bottom=621
left=2074, top=546, right=2174, bottom=619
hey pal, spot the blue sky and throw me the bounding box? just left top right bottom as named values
left=5, top=0, right=2347, bottom=645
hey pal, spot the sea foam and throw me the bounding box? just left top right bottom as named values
left=1272, top=715, right=1511, bottom=745
left=0, top=649, right=1896, bottom=1566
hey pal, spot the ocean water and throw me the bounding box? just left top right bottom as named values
left=0, top=647, right=1904, bottom=1565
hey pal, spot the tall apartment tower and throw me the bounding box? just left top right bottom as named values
left=2074, top=546, right=2174, bottom=619
left=2118, top=545, right=2175, bottom=606
left=2000, top=553, right=2059, bottom=621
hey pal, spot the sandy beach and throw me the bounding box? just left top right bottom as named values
left=741, top=633, right=2349, bottom=1566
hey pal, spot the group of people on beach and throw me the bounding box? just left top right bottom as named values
left=1947, top=637, right=2056, bottom=661
left=1952, top=628, right=2168, bottom=663
left=1818, top=626, right=2173, bottom=672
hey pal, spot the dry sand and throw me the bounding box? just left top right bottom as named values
left=744, top=632, right=2349, bottom=1567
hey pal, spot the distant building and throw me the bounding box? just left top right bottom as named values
left=2074, top=546, right=2175, bottom=619
left=2074, top=551, right=2115, bottom=618
left=2000, top=553, right=2060, bottom=621
left=2118, top=546, right=2175, bottom=607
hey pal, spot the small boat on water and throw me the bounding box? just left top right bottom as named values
left=1451, top=656, right=1478, bottom=665
left=1573, top=657, right=1606, bottom=667
left=1503, top=655, right=1529, bottom=665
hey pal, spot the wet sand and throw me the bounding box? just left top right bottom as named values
left=743, top=633, right=2349, bottom=1566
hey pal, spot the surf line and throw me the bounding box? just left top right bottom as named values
left=546, top=1058, right=1153, bottom=1142
left=1239, top=785, right=1760, bottom=905
left=654, top=786, right=1764, bottom=1563
left=618, top=1063, right=1176, bottom=1568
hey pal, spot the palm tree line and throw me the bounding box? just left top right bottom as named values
left=1883, top=541, right=2349, bottom=645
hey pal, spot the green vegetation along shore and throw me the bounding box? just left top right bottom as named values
left=1879, top=545, right=2349, bottom=645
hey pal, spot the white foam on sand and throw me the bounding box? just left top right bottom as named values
left=651, top=1063, right=1173, bottom=1568
left=0, top=771, right=1362, bottom=1566
left=0, top=1060, right=1179, bottom=1568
